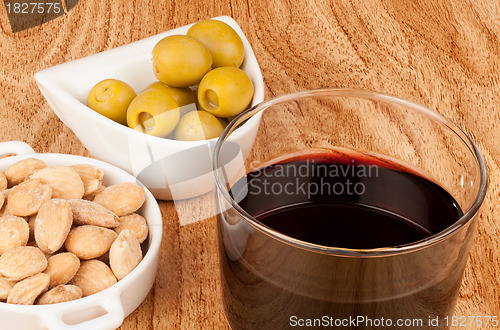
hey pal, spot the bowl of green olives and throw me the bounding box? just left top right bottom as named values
left=34, top=16, right=264, bottom=200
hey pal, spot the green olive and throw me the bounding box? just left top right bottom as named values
left=197, top=67, right=254, bottom=118
left=86, top=79, right=136, bottom=125
left=174, top=111, right=225, bottom=141
left=127, top=88, right=180, bottom=137
left=145, top=82, right=197, bottom=117
left=187, top=19, right=245, bottom=68
left=152, top=35, right=212, bottom=87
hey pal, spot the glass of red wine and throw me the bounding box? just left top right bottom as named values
left=213, top=89, right=487, bottom=330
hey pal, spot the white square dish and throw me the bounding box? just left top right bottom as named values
left=35, top=16, right=264, bottom=200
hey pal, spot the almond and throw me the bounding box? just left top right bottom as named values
left=0, top=277, right=14, bottom=300
left=37, top=284, right=82, bottom=304
left=7, top=273, right=49, bottom=305
left=0, top=246, right=47, bottom=280
left=4, top=158, right=47, bottom=188
left=31, top=166, right=84, bottom=200
left=71, top=165, right=104, bottom=196
left=109, top=229, right=142, bottom=280
left=114, top=213, right=149, bottom=244
left=70, top=260, right=117, bottom=297
left=93, top=183, right=146, bottom=216
left=7, top=178, right=52, bottom=216
left=0, top=215, right=29, bottom=255
left=65, top=225, right=117, bottom=259
left=44, top=252, right=80, bottom=288
left=69, top=199, right=120, bottom=228
left=34, top=199, right=73, bottom=254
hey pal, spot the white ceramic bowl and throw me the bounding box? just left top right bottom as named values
left=0, top=141, right=162, bottom=330
left=34, top=16, right=264, bottom=201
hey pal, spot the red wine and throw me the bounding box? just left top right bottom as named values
left=234, top=150, right=462, bottom=249
left=218, top=150, right=469, bottom=329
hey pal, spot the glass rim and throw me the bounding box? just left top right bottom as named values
left=212, top=88, right=488, bottom=257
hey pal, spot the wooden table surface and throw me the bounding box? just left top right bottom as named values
left=0, top=0, right=499, bottom=329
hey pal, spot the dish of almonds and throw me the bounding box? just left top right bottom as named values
left=0, top=158, right=149, bottom=305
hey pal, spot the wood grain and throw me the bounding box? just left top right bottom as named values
left=0, top=0, right=498, bottom=329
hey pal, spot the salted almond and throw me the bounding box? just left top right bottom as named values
left=31, top=166, right=84, bottom=200
left=65, top=225, right=117, bottom=259
left=0, top=277, right=14, bottom=300
left=0, top=246, right=47, bottom=281
left=37, top=284, right=82, bottom=304
left=71, top=165, right=104, bottom=196
left=69, top=199, right=119, bottom=228
left=7, top=273, right=49, bottom=305
left=4, top=158, right=47, bottom=187
left=0, top=192, right=27, bottom=220
left=0, top=215, right=30, bottom=255
left=35, top=199, right=73, bottom=254
left=93, top=183, right=146, bottom=216
left=0, top=170, right=7, bottom=191
left=7, top=178, right=52, bottom=216
left=70, top=260, right=117, bottom=297
left=114, top=213, right=148, bottom=244
left=44, top=252, right=80, bottom=288
left=109, top=229, right=142, bottom=280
